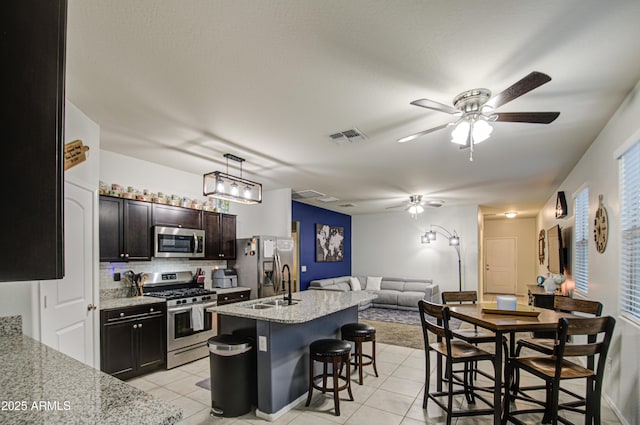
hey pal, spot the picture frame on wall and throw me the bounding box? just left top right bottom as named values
left=315, top=223, right=344, bottom=262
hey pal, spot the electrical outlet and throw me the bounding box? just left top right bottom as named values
left=301, top=266, right=307, bottom=272
left=258, top=335, right=267, bottom=352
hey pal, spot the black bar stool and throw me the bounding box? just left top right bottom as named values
left=341, top=322, right=378, bottom=385
left=305, top=339, right=353, bottom=416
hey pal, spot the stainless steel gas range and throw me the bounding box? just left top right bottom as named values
left=143, top=271, right=217, bottom=369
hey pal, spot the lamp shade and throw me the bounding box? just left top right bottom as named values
left=450, top=119, right=493, bottom=145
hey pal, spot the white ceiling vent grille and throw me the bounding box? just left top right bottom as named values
left=329, top=128, right=367, bottom=145
left=292, top=190, right=325, bottom=200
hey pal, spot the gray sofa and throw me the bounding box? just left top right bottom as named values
left=308, top=275, right=439, bottom=311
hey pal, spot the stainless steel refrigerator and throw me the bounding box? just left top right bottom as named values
left=230, top=236, right=295, bottom=299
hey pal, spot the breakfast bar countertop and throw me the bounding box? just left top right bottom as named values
left=0, top=334, right=182, bottom=425
left=211, top=289, right=376, bottom=323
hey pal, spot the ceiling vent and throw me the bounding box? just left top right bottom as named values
left=292, top=190, right=325, bottom=200
left=329, top=128, right=367, bottom=145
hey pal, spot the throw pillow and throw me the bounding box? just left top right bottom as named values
left=366, top=276, right=382, bottom=291
left=350, top=276, right=361, bottom=291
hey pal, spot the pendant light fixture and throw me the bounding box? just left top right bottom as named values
left=203, top=153, right=262, bottom=204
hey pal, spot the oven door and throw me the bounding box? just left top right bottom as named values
left=167, top=301, right=217, bottom=351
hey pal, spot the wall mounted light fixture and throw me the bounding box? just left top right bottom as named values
left=555, top=191, right=567, bottom=219
left=203, top=153, right=262, bottom=204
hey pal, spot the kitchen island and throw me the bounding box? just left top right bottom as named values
left=0, top=334, right=182, bottom=425
left=212, top=290, right=376, bottom=421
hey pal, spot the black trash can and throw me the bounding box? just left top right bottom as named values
left=208, top=334, right=256, bottom=417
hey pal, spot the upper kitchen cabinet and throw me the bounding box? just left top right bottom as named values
left=152, top=204, right=202, bottom=229
left=203, top=212, right=236, bottom=260
left=99, top=196, right=152, bottom=262
left=2, top=0, right=67, bottom=281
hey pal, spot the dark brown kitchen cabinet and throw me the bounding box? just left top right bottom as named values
left=153, top=204, right=202, bottom=229
left=216, top=289, right=250, bottom=305
left=203, top=212, right=236, bottom=259
left=2, top=0, right=67, bottom=281
left=100, top=303, right=166, bottom=380
left=99, top=196, right=152, bottom=261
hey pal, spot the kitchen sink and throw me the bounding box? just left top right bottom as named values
left=243, top=303, right=274, bottom=310
left=263, top=299, right=300, bottom=307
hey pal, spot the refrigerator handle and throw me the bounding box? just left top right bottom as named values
left=274, top=254, right=281, bottom=293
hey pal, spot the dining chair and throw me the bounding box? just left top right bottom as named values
left=418, top=300, right=495, bottom=425
left=511, top=296, right=603, bottom=405
left=503, top=315, right=616, bottom=425
left=441, top=291, right=509, bottom=386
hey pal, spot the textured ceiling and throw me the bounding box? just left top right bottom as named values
left=65, top=0, right=640, bottom=216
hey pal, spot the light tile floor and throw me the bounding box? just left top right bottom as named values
left=127, top=340, right=624, bottom=425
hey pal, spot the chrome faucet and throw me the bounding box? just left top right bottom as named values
left=282, top=264, right=292, bottom=305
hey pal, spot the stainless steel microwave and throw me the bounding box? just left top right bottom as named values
left=154, top=226, right=205, bottom=258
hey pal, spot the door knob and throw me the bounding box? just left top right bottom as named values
left=87, top=303, right=97, bottom=311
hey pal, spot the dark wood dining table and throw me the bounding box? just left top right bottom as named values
left=445, top=303, right=576, bottom=425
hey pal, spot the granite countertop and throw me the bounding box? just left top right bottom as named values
left=0, top=335, right=182, bottom=425
left=212, top=290, right=376, bottom=324
left=100, top=296, right=166, bottom=310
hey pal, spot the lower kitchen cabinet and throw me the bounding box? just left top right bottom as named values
left=100, top=303, right=166, bottom=380
left=216, top=289, right=251, bottom=305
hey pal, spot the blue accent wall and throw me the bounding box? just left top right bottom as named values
left=292, top=201, right=351, bottom=290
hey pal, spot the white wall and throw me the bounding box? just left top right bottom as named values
left=100, top=150, right=291, bottom=238
left=537, top=79, right=640, bottom=425
left=0, top=101, right=100, bottom=338
left=235, top=188, right=292, bottom=238
left=352, top=205, right=479, bottom=293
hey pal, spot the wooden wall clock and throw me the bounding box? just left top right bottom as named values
left=594, top=194, right=608, bottom=253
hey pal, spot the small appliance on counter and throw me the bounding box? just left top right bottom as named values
left=213, top=269, right=238, bottom=288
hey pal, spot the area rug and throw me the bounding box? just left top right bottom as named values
left=358, top=307, right=462, bottom=329
left=360, top=319, right=425, bottom=349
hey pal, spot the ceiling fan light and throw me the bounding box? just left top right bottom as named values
left=415, top=205, right=424, bottom=214
left=450, top=121, right=470, bottom=145
left=472, top=119, right=493, bottom=144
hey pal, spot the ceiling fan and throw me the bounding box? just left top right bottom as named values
left=397, top=71, right=560, bottom=161
left=386, top=195, right=444, bottom=217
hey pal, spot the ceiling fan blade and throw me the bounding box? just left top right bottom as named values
left=492, top=111, right=560, bottom=124
left=485, top=71, right=552, bottom=110
left=410, top=99, right=460, bottom=115
left=397, top=123, right=451, bottom=143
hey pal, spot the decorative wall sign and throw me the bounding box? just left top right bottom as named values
left=315, top=224, right=344, bottom=262
left=538, top=229, right=546, bottom=264
left=64, top=139, right=90, bottom=170
left=594, top=194, right=609, bottom=253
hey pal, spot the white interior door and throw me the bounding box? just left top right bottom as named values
left=484, top=237, right=517, bottom=294
left=41, top=181, right=96, bottom=367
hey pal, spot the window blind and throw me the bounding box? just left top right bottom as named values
left=574, top=187, right=589, bottom=294
left=621, top=141, right=640, bottom=321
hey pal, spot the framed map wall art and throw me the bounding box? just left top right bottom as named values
left=315, top=224, right=344, bottom=262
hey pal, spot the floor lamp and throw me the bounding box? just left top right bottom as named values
left=421, top=225, right=462, bottom=292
